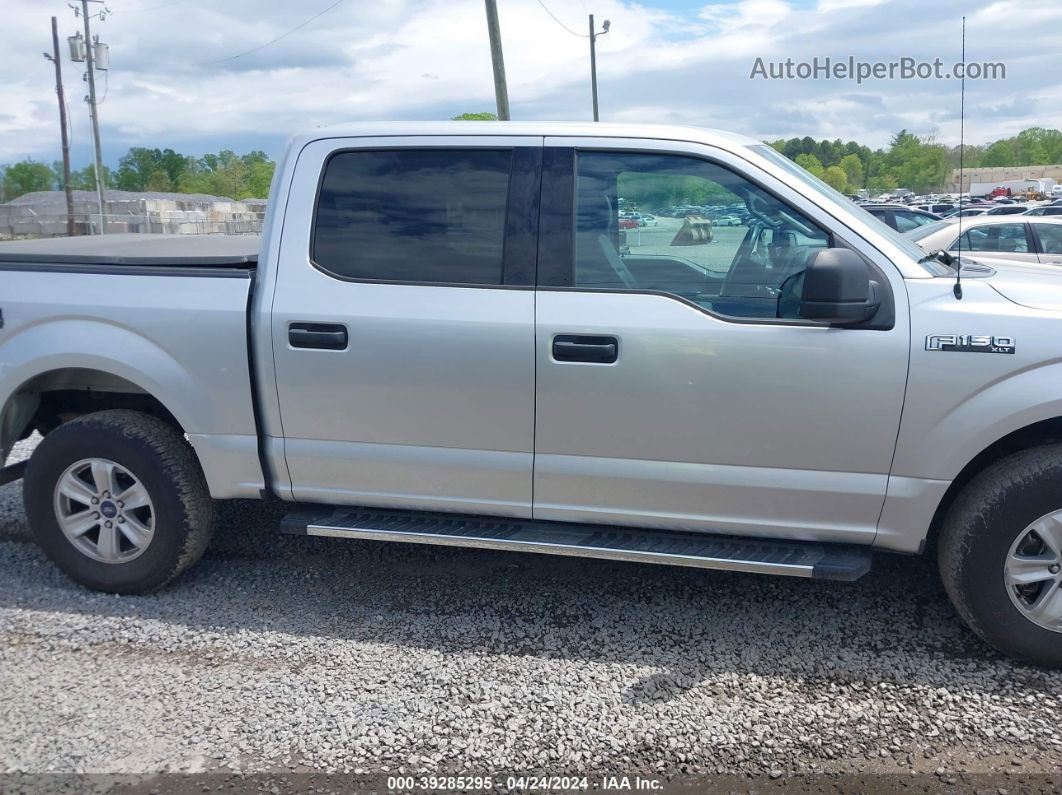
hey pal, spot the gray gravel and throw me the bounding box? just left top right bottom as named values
left=1, top=436, right=1061, bottom=783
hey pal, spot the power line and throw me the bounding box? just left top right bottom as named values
left=203, top=0, right=347, bottom=64
left=535, top=0, right=588, bottom=37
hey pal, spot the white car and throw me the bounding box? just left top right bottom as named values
left=905, top=215, right=1062, bottom=266
left=714, top=215, right=741, bottom=226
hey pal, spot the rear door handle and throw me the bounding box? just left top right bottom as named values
left=552, top=334, right=618, bottom=363
left=288, top=322, right=348, bottom=350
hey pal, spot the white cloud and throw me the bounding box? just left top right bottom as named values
left=0, top=0, right=1059, bottom=164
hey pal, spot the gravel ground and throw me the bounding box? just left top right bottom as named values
left=2, top=435, right=1061, bottom=791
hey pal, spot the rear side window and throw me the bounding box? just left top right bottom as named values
left=1035, top=223, right=1062, bottom=254
left=312, top=149, right=512, bottom=285
left=894, top=211, right=936, bottom=233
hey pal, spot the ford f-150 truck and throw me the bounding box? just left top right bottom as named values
left=2, top=123, right=1062, bottom=666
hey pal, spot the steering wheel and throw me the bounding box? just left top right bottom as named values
left=776, top=270, right=805, bottom=319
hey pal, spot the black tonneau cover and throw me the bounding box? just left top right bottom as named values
left=0, top=233, right=259, bottom=267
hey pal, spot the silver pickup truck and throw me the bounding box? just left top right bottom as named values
left=2, top=122, right=1061, bottom=666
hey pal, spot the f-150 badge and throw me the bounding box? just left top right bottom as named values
left=925, top=335, right=1015, bottom=354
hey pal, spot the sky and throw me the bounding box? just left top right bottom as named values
left=1, top=0, right=1059, bottom=168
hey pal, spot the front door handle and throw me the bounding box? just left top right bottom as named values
left=552, top=334, right=618, bottom=363
left=288, top=322, right=348, bottom=350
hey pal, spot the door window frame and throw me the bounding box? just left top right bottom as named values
left=308, top=145, right=542, bottom=289
left=536, top=145, right=894, bottom=330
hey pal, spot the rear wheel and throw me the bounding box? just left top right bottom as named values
left=23, top=409, right=213, bottom=594
left=939, top=445, right=1062, bottom=667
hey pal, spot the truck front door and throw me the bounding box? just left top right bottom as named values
left=270, top=137, right=541, bottom=516
left=532, top=141, right=911, bottom=545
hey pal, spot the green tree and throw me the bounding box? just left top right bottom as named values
left=68, top=164, right=111, bottom=192
left=823, top=165, right=848, bottom=193
left=451, top=112, right=498, bottom=120
left=867, top=173, right=898, bottom=194
left=884, top=131, right=948, bottom=193
left=838, top=153, right=864, bottom=189
left=177, top=150, right=275, bottom=199
left=114, top=147, right=190, bottom=192
left=0, top=159, right=56, bottom=201
left=794, top=153, right=825, bottom=179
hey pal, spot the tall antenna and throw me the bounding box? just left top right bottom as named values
left=954, top=16, right=966, bottom=300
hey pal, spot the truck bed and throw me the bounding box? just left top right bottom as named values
left=0, top=235, right=263, bottom=498
left=0, top=233, right=259, bottom=267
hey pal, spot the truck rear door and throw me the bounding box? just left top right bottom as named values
left=270, top=136, right=541, bottom=516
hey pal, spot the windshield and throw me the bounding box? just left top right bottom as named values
left=748, top=144, right=933, bottom=270
left=904, top=220, right=952, bottom=243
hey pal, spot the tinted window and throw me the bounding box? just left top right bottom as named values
left=957, top=223, right=1028, bottom=253
left=894, top=211, right=936, bottom=233
left=313, top=149, right=512, bottom=284
left=574, top=151, right=829, bottom=320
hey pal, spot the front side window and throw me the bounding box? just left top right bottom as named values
left=573, top=152, right=829, bottom=320
left=956, top=223, right=1028, bottom=253
left=313, top=149, right=511, bottom=284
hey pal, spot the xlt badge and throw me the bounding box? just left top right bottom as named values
left=925, top=335, right=1015, bottom=354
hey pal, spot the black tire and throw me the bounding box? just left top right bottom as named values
left=23, top=409, right=213, bottom=594
left=939, top=444, right=1062, bottom=667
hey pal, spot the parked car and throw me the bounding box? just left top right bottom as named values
left=915, top=203, right=955, bottom=215
left=4, top=122, right=1062, bottom=666
left=715, top=215, right=742, bottom=226
left=942, top=205, right=992, bottom=218
left=1024, top=206, right=1062, bottom=217
left=984, top=204, right=1032, bottom=216
left=859, top=203, right=941, bottom=232
left=905, top=215, right=1062, bottom=266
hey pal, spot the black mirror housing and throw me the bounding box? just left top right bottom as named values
left=799, top=248, right=881, bottom=325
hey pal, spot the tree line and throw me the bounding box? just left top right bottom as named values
left=0, top=148, right=274, bottom=203
left=2, top=126, right=1061, bottom=203
left=768, top=126, right=1062, bottom=195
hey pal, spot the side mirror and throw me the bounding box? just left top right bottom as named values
left=799, top=248, right=881, bottom=325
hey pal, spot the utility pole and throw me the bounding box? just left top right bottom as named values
left=588, top=15, right=610, bottom=122
left=77, top=0, right=107, bottom=233
left=47, top=16, right=75, bottom=236
left=483, top=0, right=510, bottom=120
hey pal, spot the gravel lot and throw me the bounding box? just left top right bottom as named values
left=2, top=435, right=1061, bottom=791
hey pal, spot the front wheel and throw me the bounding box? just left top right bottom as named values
left=939, top=445, right=1062, bottom=667
left=23, top=409, right=214, bottom=594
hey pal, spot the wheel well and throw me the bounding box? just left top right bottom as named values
left=926, top=417, right=1062, bottom=550
left=1, top=368, right=183, bottom=461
